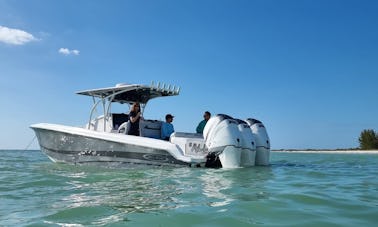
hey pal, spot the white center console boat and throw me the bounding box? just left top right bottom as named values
left=31, top=83, right=270, bottom=168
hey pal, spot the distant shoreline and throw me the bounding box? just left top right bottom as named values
left=1, top=149, right=378, bottom=154
left=272, top=149, right=378, bottom=154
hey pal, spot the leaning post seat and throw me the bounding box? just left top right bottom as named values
left=139, top=120, right=163, bottom=139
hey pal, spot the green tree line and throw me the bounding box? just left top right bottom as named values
left=359, top=129, right=378, bottom=150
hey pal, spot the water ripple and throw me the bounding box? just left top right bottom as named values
left=0, top=150, right=377, bottom=226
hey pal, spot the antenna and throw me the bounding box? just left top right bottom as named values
left=151, top=81, right=157, bottom=90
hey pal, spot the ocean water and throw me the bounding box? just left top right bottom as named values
left=0, top=150, right=377, bottom=227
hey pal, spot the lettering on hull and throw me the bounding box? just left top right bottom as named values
left=185, top=142, right=208, bottom=156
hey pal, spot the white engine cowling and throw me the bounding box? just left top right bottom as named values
left=204, top=114, right=257, bottom=168
left=246, top=118, right=270, bottom=166
left=235, top=119, right=256, bottom=167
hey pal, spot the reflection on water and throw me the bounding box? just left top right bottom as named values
left=49, top=164, right=275, bottom=218
left=193, top=168, right=275, bottom=215
left=200, top=170, right=234, bottom=208
left=198, top=168, right=273, bottom=209
left=52, top=167, right=180, bottom=213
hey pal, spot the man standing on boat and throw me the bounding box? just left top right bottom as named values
left=161, top=114, right=175, bottom=141
left=196, top=111, right=211, bottom=134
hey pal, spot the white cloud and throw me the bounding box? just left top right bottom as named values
left=0, top=25, right=37, bottom=45
left=59, top=48, right=80, bottom=56
left=71, top=49, right=80, bottom=55
left=58, top=48, right=70, bottom=55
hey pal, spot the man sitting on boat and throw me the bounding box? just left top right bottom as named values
left=161, top=114, right=175, bottom=141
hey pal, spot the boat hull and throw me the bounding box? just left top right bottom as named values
left=31, top=123, right=196, bottom=167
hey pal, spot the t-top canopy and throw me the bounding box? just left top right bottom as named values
left=76, top=83, right=180, bottom=104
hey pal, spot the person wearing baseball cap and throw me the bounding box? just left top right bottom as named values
left=161, top=114, right=175, bottom=141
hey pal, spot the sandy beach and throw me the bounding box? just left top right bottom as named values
left=272, top=150, right=378, bottom=154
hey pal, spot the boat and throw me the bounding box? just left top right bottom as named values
left=30, top=82, right=270, bottom=168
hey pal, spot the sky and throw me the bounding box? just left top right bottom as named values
left=0, top=0, right=377, bottom=150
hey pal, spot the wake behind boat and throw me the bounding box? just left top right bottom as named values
left=31, top=82, right=270, bottom=168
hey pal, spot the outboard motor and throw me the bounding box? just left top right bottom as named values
left=246, top=118, right=270, bottom=166
left=204, top=114, right=241, bottom=168
left=203, top=114, right=233, bottom=143
left=234, top=119, right=256, bottom=167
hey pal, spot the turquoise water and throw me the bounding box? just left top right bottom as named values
left=0, top=150, right=377, bottom=226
